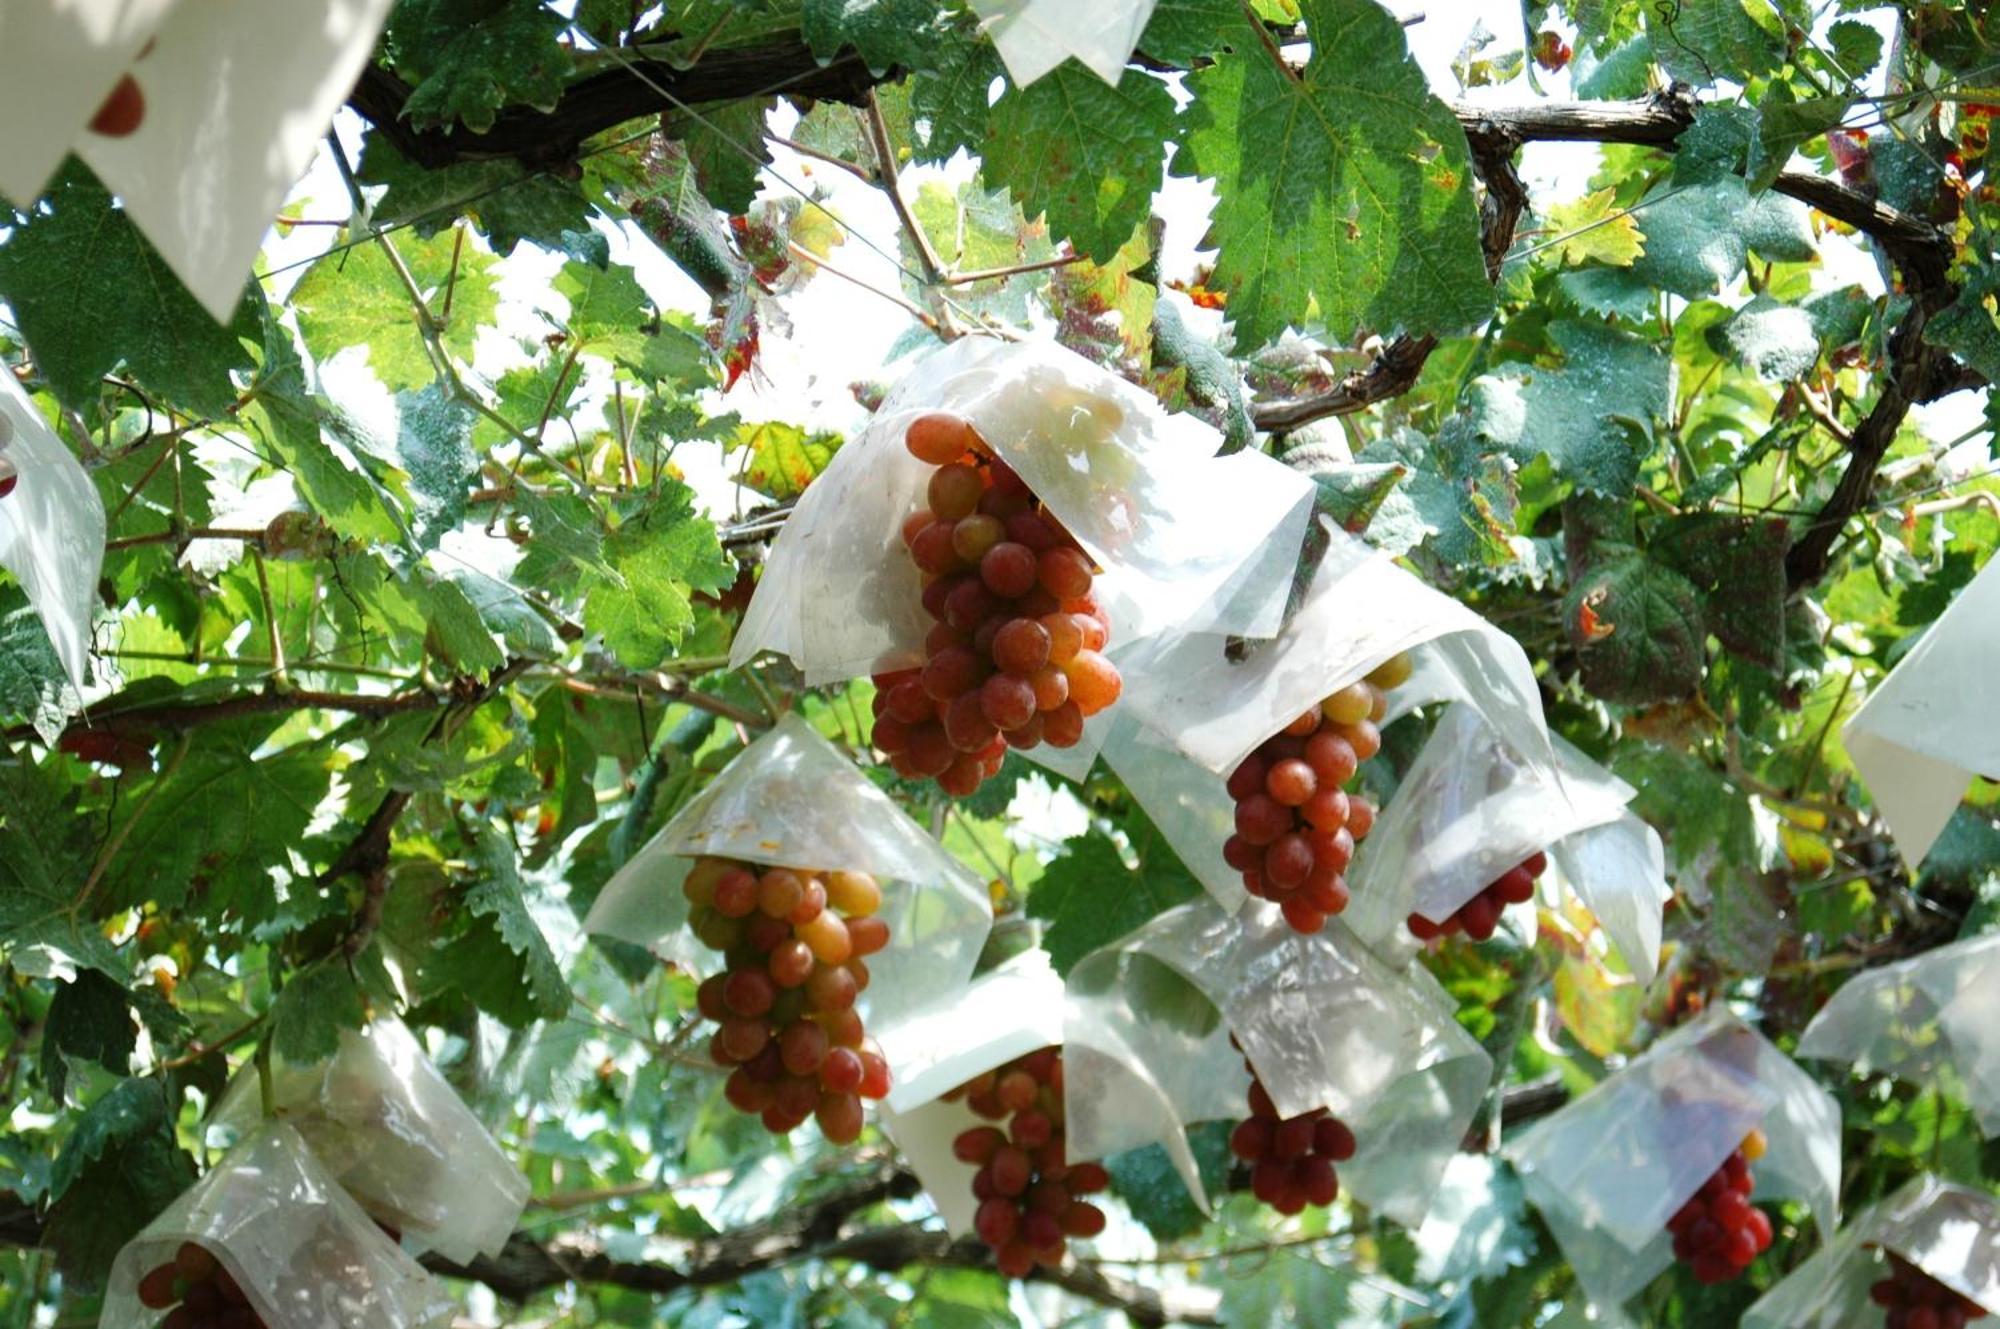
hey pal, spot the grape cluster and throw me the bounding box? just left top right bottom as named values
left=1871, top=1252, right=1992, bottom=1329
left=1222, top=653, right=1411, bottom=934
left=136, top=1242, right=266, bottom=1329
left=1406, top=852, right=1547, bottom=942
left=946, top=1047, right=1110, bottom=1276
left=684, top=856, right=893, bottom=1143
left=870, top=412, right=1121, bottom=796
left=1666, top=1128, right=1774, bottom=1284
left=1228, top=1059, right=1355, bottom=1216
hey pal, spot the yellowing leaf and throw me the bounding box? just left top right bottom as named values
left=732, top=421, right=843, bottom=499
left=1543, top=188, right=1646, bottom=268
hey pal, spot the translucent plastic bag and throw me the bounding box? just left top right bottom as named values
left=875, top=950, right=1069, bottom=1234
left=965, top=0, right=1159, bottom=85
left=1507, top=1006, right=1842, bottom=1314
left=101, top=1122, right=457, bottom=1329
left=1116, top=521, right=1554, bottom=785
left=584, top=712, right=992, bottom=1036
left=1062, top=899, right=1493, bottom=1227
left=729, top=336, right=1314, bottom=711
left=1744, top=1175, right=2000, bottom=1328
left=1796, top=931, right=2000, bottom=1137
left=1843, top=552, right=2000, bottom=869
left=209, top=1019, right=530, bottom=1264
left=1345, top=705, right=1669, bottom=982
left=0, top=371, right=104, bottom=694
left=0, top=0, right=178, bottom=205
left=75, top=0, right=397, bottom=322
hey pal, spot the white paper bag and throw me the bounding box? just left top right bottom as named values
left=77, top=0, right=397, bottom=322
left=875, top=951, right=1069, bottom=1235
left=209, top=1019, right=530, bottom=1265
left=0, top=0, right=180, bottom=206
left=1507, top=1006, right=1842, bottom=1314
left=0, top=372, right=104, bottom=692
left=1345, top=705, right=1669, bottom=983
left=1743, top=1174, right=2000, bottom=1328
left=1843, top=553, right=2000, bottom=868
left=966, top=0, right=1161, bottom=85
left=101, top=1122, right=457, bottom=1329
left=1797, top=930, right=2000, bottom=1137
left=1063, top=900, right=1492, bottom=1227
left=584, top=712, right=993, bottom=1039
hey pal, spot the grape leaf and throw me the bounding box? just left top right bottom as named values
left=1139, top=0, right=1250, bottom=65
left=1104, top=1121, right=1232, bottom=1240
left=0, top=756, right=118, bottom=981
left=394, top=384, right=479, bottom=554
left=910, top=36, right=1003, bottom=163
left=1715, top=295, right=1818, bottom=380
left=1647, top=0, right=1801, bottom=86
left=582, top=485, right=735, bottom=668
left=1563, top=549, right=1706, bottom=705
left=355, top=132, right=594, bottom=256
left=272, top=964, right=368, bottom=1064
left=982, top=63, right=1176, bottom=264
left=731, top=420, right=844, bottom=498
left=1357, top=420, right=1517, bottom=566
left=1650, top=512, right=1788, bottom=669
left=430, top=830, right=571, bottom=1027
left=392, top=0, right=574, bottom=133
left=1542, top=188, right=1644, bottom=267
left=1176, top=0, right=1493, bottom=349
left=1629, top=177, right=1814, bottom=297
left=1466, top=319, right=1669, bottom=497
left=39, top=971, right=137, bottom=1103
left=98, top=718, right=334, bottom=924
left=665, top=99, right=777, bottom=216
left=42, top=1078, right=195, bottom=1290
left=0, top=596, right=83, bottom=746
left=1825, top=18, right=1884, bottom=80
left=801, top=0, right=951, bottom=76
left=291, top=226, right=499, bottom=394
left=0, top=163, right=259, bottom=413
left=1930, top=272, right=2000, bottom=382
left=1029, top=808, right=1202, bottom=977
left=244, top=319, right=405, bottom=546
left=1219, top=1246, right=1417, bottom=1326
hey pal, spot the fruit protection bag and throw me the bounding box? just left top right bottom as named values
left=1062, top=900, right=1493, bottom=1227
left=1100, top=524, right=1558, bottom=911
left=0, top=371, right=104, bottom=701
left=584, top=712, right=992, bottom=1037
left=1843, top=552, right=2000, bottom=869
left=101, top=1122, right=457, bottom=1329
left=1344, top=704, right=1670, bottom=982
left=0, top=0, right=178, bottom=205
left=728, top=335, right=1315, bottom=775
left=1743, top=1175, right=2000, bottom=1328
left=1796, top=931, right=2000, bottom=1138
left=73, top=0, right=398, bottom=323
left=964, top=0, right=1160, bottom=86
left=208, top=1019, right=530, bottom=1264
left=875, top=950, right=1069, bottom=1234
left=1506, top=1006, right=1841, bottom=1314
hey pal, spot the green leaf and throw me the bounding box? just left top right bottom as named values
left=431, top=829, right=571, bottom=1027
left=1558, top=265, right=1655, bottom=321
left=1219, top=1245, right=1418, bottom=1327
left=910, top=37, right=1003, bottom=163
left=801, top=0, right=949, bottom=76
left=1673, top=103, right=1758, bottom=187
left=1467, top=319, right=1669, bottom=497
left=1563, top=546, right=1706, bottom=705
left=665, top=99, right=777, bottom=216
left=0, top=757, right=120, bottom=982
left=1028, top=807, right=1202, bottom=977
left=43, top=1078, right=195, bottom=1290
left=291, top=226, right=499, bottom=393
left=40, top=970, right=137, bottom=1102
left=582, top=485, right=734, bottom=668
left=1105, top=1120, right=1232, bottom=1240
left=1752, top=88, right=1849, bottom=190
left=1139, top=0, right=1251, bottom=65
left=356, top=131, right=594, bottom=256
left=0, top=595, right=83, bottom=745
left=1651, top=512, right=1788, bottom=669
left=1357, top=419, right=1517, bottom=565
left=0, top=163, right=259, bottom=413
left=394, top=384, right=478, bottom=553
left=730, top=420, right=844, bottom=499
left=1629, top=176, right=1813, bottom=297
left=1824, top=18, right=1884, bottom=80
left=1177, top=0, right=1494, bottom=348
left=393, top=0, right=574, bottom=133
left=1931, top=273, right=2000, bottom=382
left=98, top=719, right=334, bottom=924
left=412, top=565, right=509, bottom=674
left=1715, top=294, right=1818, bottom=379
left=1647, top=0, right=1800, bottom=86
left=272, top=964, right=368, bottom=1063
left=981, top=64, right=1175, bottom=264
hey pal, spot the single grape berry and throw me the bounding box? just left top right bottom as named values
left=89, top=74, right=147, bottom=136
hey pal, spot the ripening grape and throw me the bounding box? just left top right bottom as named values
left=134, top=1241, right=267, bottom=1328
left=89, top=74, right=147, bottom=137
left=873, top=414, right=1122, bottom=795
left=1870, top=1252, right=1991, bottom=1328
left=1230, top=1049, right=1353, bottom=1217
left=1665, top=1129, right=1774, bottom=1284
left=1222, top=656, right=1410, bottom=934
left=945, top=1047, right=1107, bottom=1275
left=684, top=857, right=892, bottom=1145
left=1406, top=851, right=1547, bottom=943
